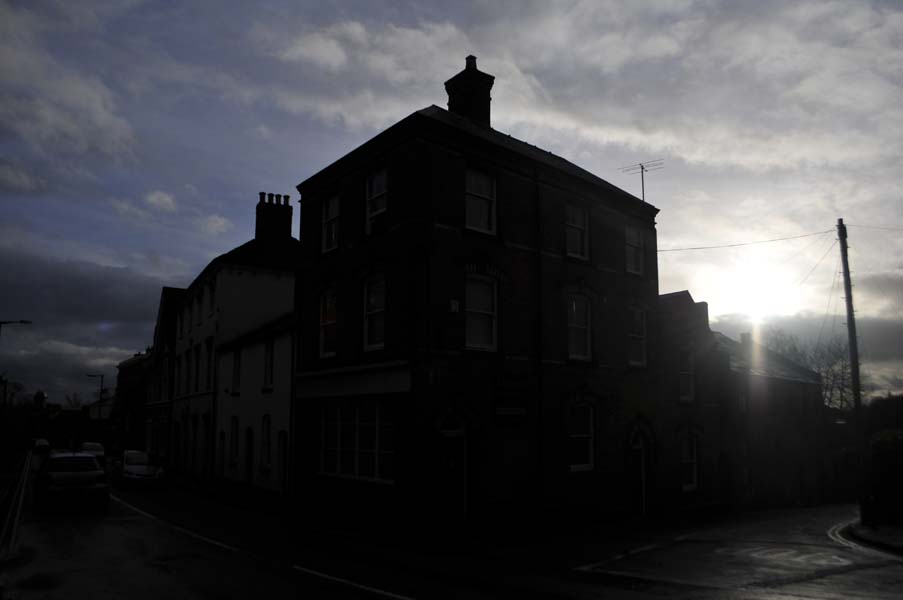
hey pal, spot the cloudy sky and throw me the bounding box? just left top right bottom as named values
left=1, top=0, right=901, bottom=402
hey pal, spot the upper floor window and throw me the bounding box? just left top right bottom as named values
left=465, top=275, right=497, bottom=351
left=322, top=196, right=340, bottom=252
left=465, top=168, right=496, bottom=234
left=679, top=345, right=694, bottom=403
left=626, top=226, right=645, bottom=275
left=565, top=205, right=588, bottom=259
left=263, top=339, right=275, bottom=388
left=229, top=416, right=239, bottom=461
left=364, top=277, right=386, bottom=350
left=193, top=345, right=201, bottom=393
left=681, top=433, right=698, bottom=492
left=628, top=307, right=646, bottom=366
left=231, top=349, right=241, bottom=394
left=567, top=295, right=591, bottom=360
left=568, top=401, right=594, bottom=472
left=195, top=294, right=203, bottom=325
left=366, top=169, right=387, bottom=234
left=320, top=290, right=337, bottom=357
left=207, top=283, right=215, bottom=316
left=205, top=338, right=213, bottom=391
left=185, top=350, right=192, bottom=393
left=187, top=304, right=193, bottom=331
left=178, top=315, right=183, bottom=339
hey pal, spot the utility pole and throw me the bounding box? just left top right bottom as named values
left=836, top=218, right=865, bottom=495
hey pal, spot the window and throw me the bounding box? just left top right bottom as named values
left=321, top=404, right=394, bottom=482
left=364, top=277, right=385, bottom=350
left=465, top=168, right=495, bottom=234
left=187, top=303, right=193, bottom=330
left=205, top=338, right=213, bottom=391
left=366, top=169, right=387, bottom=234
left=319, top=290, right=337, bottom=357
left=208, top=283, right=215, bottom=316
left=628, top=307, right=646, bottom=366
left=263, top=339, right=274, bottom=388
left=218, top=431, right=225, bottom=475
left=465, top=275, right=497, bottom=351
left=567, top=295, right=591, bottom=360
left=565, top=204, right=588, bottom=258
left=193, top=345, right=201, bottom=393
left=322, top=196, right=339, bottom=252
left=178, top=314, right=183, bottom=339
left=738, top=380, right=749, bottom=413
left=681, top=433, right=698, bottom=492
left=175, top=358, right=182, bottom=396
left=231, top=349, right=241, bottom=394
left=196, top=294, right=203, bottom=325
left=568, top=402, right=594, bottom=472
left=626, top=226, right=645, bottom=275
left=229, top=416, right=239, bottom=462
left=261, top=415, right=271, bottom=468
left=679, top=346, right=694, bottom=403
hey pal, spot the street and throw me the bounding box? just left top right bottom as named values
left=2, top=486, right=901, bottom=599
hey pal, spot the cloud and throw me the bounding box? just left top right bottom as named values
left=199, top=214, right=232, bottom=235
left=0, top=2, right=134, bottom=158
left=111, top=198, right=150, bottom=221
left=144, top=189, right=177, bottom=212
left=0, top=162, right=45, bottom=192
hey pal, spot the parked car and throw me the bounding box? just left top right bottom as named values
left=34, top=451, right=109, bottom=511
left=113, top=450, right=165, bottom=488
left=78, top=442, right=106, bottom=466
left=32, top=438, right=51, bottom=455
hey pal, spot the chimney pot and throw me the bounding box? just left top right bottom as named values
left=284, top=193, right=290, bottom=205
left=267, top=193, right=275, bottom=204
left=466, top=55, right=477, bottom=70
left=258, top=192, right=265, bottom=204
left=275, top=194, right=282, bottom=204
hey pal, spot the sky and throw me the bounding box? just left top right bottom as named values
left=1, top=0, right=901, bottom=403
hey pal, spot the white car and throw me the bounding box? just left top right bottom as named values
left=114, top=450, right=165, bottom=487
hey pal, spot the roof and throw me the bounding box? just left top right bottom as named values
left=299, top=104, right=657, bottom=216
left=712, top=332, right=821, bottom=385
left=189, top=236, right=301, bottom=290
left=416, top=106, right=655, bottom=212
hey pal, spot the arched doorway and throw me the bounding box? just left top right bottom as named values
left=245, top=427, right=254, bottom=484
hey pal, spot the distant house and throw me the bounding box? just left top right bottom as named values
left=292, top=56, right=661, bottom=524
left=659, top=291, right=824, bottom=510
left=114, top=351, right=152, bottom=451
left=145, top=286, right=185, bottom=465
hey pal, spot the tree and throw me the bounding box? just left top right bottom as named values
left=64, top=392, right=83, bottom=409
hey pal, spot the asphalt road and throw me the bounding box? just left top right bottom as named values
left=2, top=481, right=900, bottom=599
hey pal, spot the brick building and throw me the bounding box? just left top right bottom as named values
left=292, top=57, right=661, bottom=525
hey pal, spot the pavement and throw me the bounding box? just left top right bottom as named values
left=847, top=522, right=903, bottom=557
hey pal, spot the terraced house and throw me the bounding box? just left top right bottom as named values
left=292, top=57, right=661, bottom=525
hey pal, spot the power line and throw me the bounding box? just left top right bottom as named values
left=797, top=239, right=838, bottom=286
left=658, top=229, right=834, bottom=253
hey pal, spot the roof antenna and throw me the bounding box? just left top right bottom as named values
left=618, top=159, right=664, bottom=202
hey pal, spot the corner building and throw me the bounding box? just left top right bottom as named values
left=293, top=57, right=661, bottom=526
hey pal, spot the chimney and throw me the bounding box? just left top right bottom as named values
left=444, top=55, right=495, bottom=126
left=255, top=191, right=293, bottom=240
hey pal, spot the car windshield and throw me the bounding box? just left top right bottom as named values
left=125, top=452, right=149, bottom=466
left=48, top=456, right=99, bottom=472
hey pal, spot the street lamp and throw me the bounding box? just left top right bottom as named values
left=86, top=373, right=105, bottom=404
left=0, top=320, right=32, bottom=340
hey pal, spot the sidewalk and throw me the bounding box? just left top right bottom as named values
left=847, top=522, right=903, bottom=557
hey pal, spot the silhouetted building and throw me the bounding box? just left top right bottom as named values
left=145, top=286, right=185, bottom=465
left=292, top=57, right=660, bottom=525
left=114, top=351, right=152, bottom=451
left=659, top=291, right=824, bottom=509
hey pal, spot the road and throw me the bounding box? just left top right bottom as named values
left=2, top=484, right=900, bottom=599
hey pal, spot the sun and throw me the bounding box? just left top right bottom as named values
left=702, top=252, right=802, bottom=324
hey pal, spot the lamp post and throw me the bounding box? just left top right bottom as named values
left=0, top=320, right=32, bottom=340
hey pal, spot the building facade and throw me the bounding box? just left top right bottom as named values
left=292, top=57, right=661, bottom=525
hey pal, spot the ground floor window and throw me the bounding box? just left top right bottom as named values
left=568, top=402, right=594, bottom=472
left=321, top=402, right=394, bottom=482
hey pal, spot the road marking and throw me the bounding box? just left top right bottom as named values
left=291, top=565, right=416, bottom=600
left=111, top=494, right=417, bottom=599
left=112, top=495, right=238, bottom=552
left=827, top=517, right=903, bottom=562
